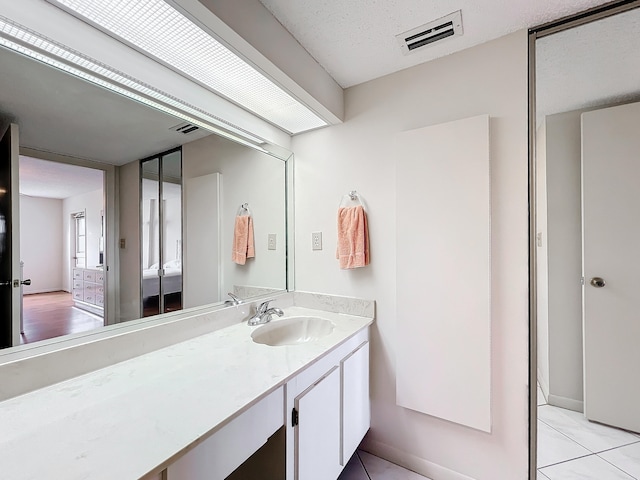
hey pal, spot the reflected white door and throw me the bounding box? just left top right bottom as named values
left=582, top=102, right=640, bottom=433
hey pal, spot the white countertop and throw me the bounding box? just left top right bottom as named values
left=0, top=307, right=372, bottom=480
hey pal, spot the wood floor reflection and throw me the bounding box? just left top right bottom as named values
left=20, top=291, right=104, bottom=345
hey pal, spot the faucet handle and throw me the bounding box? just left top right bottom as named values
left=227, top=292, right=242, bottom=305
left=257, top=300, right=272, bottom=313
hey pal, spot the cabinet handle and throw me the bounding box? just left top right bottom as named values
left=291, top=407, right=299, bottom=427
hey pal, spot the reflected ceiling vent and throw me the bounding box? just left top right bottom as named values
left=396, top=10, right=463, bottom=55
left=171, top=122, right=200, bottom=135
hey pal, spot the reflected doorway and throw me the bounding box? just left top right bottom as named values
left=19, top=155, right=106, bottom=344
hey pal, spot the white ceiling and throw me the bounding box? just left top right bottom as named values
left=19, top=156, right=104, bottom=199
left=259, top=0, right=614, bottom=88
left=536, top=7, right=640, bottom=120
left=0, top=46, right=210, bottom=167
left=0, top=44, right=214, bottom=199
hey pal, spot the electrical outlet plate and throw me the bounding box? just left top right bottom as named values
left=268, top=233, right=277, bottom=250
left=312, top=232, right=322, bottom=251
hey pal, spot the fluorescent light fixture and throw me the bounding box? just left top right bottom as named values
left=0, top=16, right=267, bottom=152
left=47, top=0, right=329, bottom=134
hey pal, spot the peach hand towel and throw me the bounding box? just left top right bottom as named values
left=336, top=205, right=370, bottom=269
left=232, top=215, right=255, bottom=265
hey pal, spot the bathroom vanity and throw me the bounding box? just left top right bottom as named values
left=0, top=294, right=373, bottom=480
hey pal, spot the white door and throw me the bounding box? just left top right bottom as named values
left=0, top=123, right=21, bottom=348
left=582, top=102, right=640, bottom=433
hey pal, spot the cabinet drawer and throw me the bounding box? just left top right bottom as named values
left=73, top=280, right=83, bottom=290
left=84, top=284, right=95, bottom=293
left=84, top=294, right=95, bottom=304
left=95, top=272, right=104, bottom=283
left=83, top=271, right=96, bottom=282
left=95, top=294, right=104, bottom=306
left=73, top=269, right=83, bottom=279
left=72, top=290, right=84, bottom=301
left=96, top=285, right=104, bottom=295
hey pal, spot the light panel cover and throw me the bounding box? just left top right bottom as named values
left=48, top=0, right=328, bottom=134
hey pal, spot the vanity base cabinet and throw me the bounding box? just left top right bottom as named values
left=163, top=327, right=370, bottom=480
left=166, top=386, right=284, bottom=480
left=286, top=328, right=370, bottom=480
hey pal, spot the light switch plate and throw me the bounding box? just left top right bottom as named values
left=268, top=233, right=277, bottom=250
left=312, top=232, right=322, bottom=251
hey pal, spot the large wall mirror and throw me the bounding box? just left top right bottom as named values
left=531, top=3, right=640, bottom=478
left=0, top=33, right=291, bottom=351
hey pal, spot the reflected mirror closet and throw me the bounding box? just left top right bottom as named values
left=141, top=148, right=183, bottom=317
left=531, top=2, right=640, bottom=478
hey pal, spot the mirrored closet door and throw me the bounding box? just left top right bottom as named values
left=141, top=148, right=183, bottom=317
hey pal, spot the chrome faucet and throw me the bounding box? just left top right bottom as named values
left=224, top=292, right=243, bottom=306
left=247, top=300, right=284, bottom=326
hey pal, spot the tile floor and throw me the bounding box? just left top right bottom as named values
left=339, top=387, right=640, bottom=480
left=339, top=450, right=431, bottom=480
left=537, top=384, right=640, bottom=479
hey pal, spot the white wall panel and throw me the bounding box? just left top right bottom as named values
left=184, top=173, right=221, bottom=308
left=395, top=115, right=491, bottom=432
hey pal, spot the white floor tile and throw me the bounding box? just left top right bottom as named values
left=599, top=441, right=640, bottom=478
left=537, top=471, right=551, bottom=479
left=538, top=405, right=639, bottom=453
left=338, top=453, right=369, bottom=480
left=540, top=454, right=634, bottom=479
left=537, top=420, right=591, bottom=468
left=358, top=451, right=431, bottom=480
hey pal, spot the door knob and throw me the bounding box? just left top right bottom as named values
left=21, top=279, right=31, bottom=286
left=0, top=280, right=10, bottom=287
left=590, top=277, right=606, bottom=288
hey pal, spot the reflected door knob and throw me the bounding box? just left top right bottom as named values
left=590, top=277, right=606, bottom=288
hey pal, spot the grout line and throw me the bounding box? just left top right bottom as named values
left=538, top=451, right=594, bottom=470
left=356, top=451, right=373, bottom=480
left=596, top=452, right=639, bottom=479
left=538, top=417, right=596, bottom=454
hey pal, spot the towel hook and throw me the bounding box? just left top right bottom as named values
left=349, top=190, right=358, bottom=201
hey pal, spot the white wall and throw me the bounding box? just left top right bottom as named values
left=544, top=110, right=585, bottom=410
left=292, top=30, right=529, bottom=480
left=536, top=120, right=550, bottom=398
left=62, top=188, right=103, bottom=292
left=182, top=134, right=286, bottom=301
left=118, top=160, right=141, bottom=322
left=19, top=195, right=63, bottom=294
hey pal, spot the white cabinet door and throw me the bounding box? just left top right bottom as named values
left=341, top=342, right=370, bottom=464
left=296, top=367, right=341, bottom=480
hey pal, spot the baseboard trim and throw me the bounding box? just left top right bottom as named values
left=24, top=288, right=65, bottom=295
left=536, top=369, right=549, bottom=400
left=547, top=394, right=583, bottom=413
left=360, top=439, right=476, bottom=480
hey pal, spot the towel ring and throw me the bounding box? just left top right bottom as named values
left=339, top=190, right=365, bottom=209
left=237, top=203, right=251, bottom=216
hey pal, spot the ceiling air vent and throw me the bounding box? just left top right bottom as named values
left=171, top=122, right=200, bottom=135
left=396, top=10, right=463, bottom=55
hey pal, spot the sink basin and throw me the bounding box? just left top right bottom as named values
left=251, top=316, right=334, bottom=346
